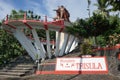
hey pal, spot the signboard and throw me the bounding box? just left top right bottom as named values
left=56, top=57, right=108, bottom=74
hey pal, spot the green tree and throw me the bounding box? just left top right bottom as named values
left=67, top=19, right=88, bottom=39
left=9, top=10, right=25, bottom=20
left=67, top=13, right=120, bottom=47
left=0, top=29, right=24, bottom=65
left=0, top=10, right=25, bottom=66
left=94, top=0, right=111, bottom=17
left=37, top=29, right=55, bottom=40
left=109, top=0, right=120, bottom=11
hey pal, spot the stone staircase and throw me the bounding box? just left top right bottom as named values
left=0, top=55, right=36, bottom=77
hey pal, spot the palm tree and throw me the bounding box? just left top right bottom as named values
left=108, top=0, right=120, bottom=17
left=87, top=0, right=91, bottom=17
left=109, top=0, right=120, bottom=11
left=94, top=0, right=110, bottom=17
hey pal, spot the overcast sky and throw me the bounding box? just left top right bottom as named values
left=0, top=0, right=97, bottom=22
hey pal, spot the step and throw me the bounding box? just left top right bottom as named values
left=0, top=69, right=30, bottom=73
left=5, top=64, right=35, bottom=69
left=6, top=64, right=36, bottom=68
left=3, top=67, right=33, bottom=70
left=15, top=65, right=34, bottom=68
left=0, top=72, right=25, bottom=76
left=12, top=67, right=33, bottom=70
left=9, top=61, right=34, bottom=64
left=8, top=69, right=29, bottom=72
left=0, top=74, right=21, bottom=78
left=8, top=62, right=34, bottom=65
left=17, top=64, right=35, bottom=67
left=6, top=65, right=35, bottom=68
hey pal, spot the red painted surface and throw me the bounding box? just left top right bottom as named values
left=4, top=14, right=66, bottom=32
left=40, top=40, right=55, bottom=45
left=50, top=20, right=64, bottom=26
left=5, top=19, right=65, bottom=31
left=59, top=25, right=64, bottom=32
left=44, top=23, right=48, bottom=30
left=36, top=70, right=108, bottom=75
left=48, top=20, right=65, bottom=32
left=59, top=20, right=64, bottom=32
left=23, top=21, right=33, bottom=29
left=118, top=54, right=120, bottom=60
left=28, top=36, right=55, bottom=45
left=5, top=24, right=16, bottom=29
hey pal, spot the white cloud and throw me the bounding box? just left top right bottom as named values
left=43, top=0, right=98, bottom=22
left=43, top=0, right=97, bottom=22
left=25, top=0, right=49, bottom=20
left=0, top=0, right=14, bottom=20
left=0, top=0, right=97, bottom=22
left=26, top=0, right=42, bottom=13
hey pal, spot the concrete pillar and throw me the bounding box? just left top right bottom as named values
left=32, top=29, right=46, bottom=59
left=65, top=35, right=75, bottom=54
left=54, top=31, right=61, bottom=57
left=60, top=32, right=65, bottom=49
left=46, top=30, right=51, bottom=58
left=69, top=38, right=78, bottom=52
left=13, top=29, right=36, bottom=60
left=59, top=33, right=69, bottom=56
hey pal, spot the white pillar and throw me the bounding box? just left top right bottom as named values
left=65, top=35, right=75, bottom=54
left=70, top=38, right=78, bottom=52
left=13, top=29, right=36, bottom=60
left=59, top=33, right=69, bottom=56
left=41, top=43, right=46, bottom=54
left=54, top=31, right=61, bottom=57
left=60, top=32, right=65, bottom=49
left=32, top=29, right=46, bottom=59
left=46, top=30, right=52, bottom=58
left=34, top=43, right=41, bottom=59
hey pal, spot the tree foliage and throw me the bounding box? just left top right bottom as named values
left=37, top=29, right=55, bottom=40
left=0, top=29, right=24, bottom=65
left=94, top=0, right=110, bottom=17
left=9, top=10, right=25, bottom=20
left=109, top=0, right=120, bottom=11
left=0, top=10, right=26, bottom=66
left=67, top=13, right=120, bottom=46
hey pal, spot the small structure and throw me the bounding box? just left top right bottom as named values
left=2, top=12, right=77, bottom=61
